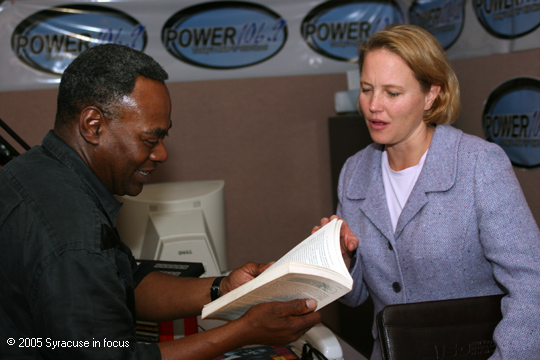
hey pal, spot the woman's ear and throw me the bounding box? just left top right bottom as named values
left=79, top=107, right=103, bottom=145
left=425, top=84, right=441, bottom=111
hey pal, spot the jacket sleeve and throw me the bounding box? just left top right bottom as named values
left=473, top=143, right=540, bottom=359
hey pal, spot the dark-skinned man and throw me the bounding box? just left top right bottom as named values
left=0, top=44, right=321, bottom=360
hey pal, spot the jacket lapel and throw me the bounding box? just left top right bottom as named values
left=345, top=143, right=395, bottom=243
left=394, top=125, right=461, bottom=238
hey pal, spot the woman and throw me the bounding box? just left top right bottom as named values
left=315, top=24, right=540, bottom=359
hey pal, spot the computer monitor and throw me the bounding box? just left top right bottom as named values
left=115, top=180, right=228, bottom=277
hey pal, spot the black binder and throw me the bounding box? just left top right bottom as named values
left=377, top=294, right=504, bottom=360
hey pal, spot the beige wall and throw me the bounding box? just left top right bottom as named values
left=0, top=73, right=345, bottom=270
left=149, top=74, right=345, bottom=269
left=1, top=48, right=538, bottom=274
left=2, top=47, right=538, bottom=358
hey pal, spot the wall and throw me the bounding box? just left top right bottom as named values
left=151, top=74, right=346, bottom=268
left=2, top=49, right=537, bottom=271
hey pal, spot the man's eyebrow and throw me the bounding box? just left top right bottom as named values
left=146, top=122, right=172, bottom=137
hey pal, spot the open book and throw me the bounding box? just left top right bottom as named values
left=201, top=218, right=353, bottom=321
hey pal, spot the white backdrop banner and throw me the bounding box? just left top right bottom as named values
left=0, top=0, right=539, bottom=92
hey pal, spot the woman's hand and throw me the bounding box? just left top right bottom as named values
left=312, top=215, right=358, bottom=269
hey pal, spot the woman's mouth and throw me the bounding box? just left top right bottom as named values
left=368, top=119, right=389, bottom=131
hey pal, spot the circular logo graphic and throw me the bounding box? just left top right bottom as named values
left=409, top=0, right=465, bottom=49
left=301, top=0, right=404, bottom=62
left=482, top=77, right=540, bottom=168
left=11, top=4, right=147, bottom=75
left=162, top=1, right=288, bottom=69
left=473, top=0, right=540, bottom=39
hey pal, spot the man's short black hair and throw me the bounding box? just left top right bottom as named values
left=55, top=44, right=169, bottom=129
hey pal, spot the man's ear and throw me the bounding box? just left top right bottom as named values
left=79, top=107, right=103, bottom=145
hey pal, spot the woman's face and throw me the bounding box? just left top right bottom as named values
left=358, top=48, right=439, bottom=150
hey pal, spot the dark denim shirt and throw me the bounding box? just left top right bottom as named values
left=0, top=131, right=160, bottom=359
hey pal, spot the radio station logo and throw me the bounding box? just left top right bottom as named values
left=301, top=0, right=404, bottom=62
left=483, top=77, right=540, bottom=168
left=409, top=0, right=465, bottom=49
left=162, top=1, right=287, bottom=69
left=473, top=0, right=540, bottom=38
left=11, top=4, right=147, bottom=75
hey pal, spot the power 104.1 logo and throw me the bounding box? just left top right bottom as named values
left=162, top=1, right=287, bottom=69
left=11, top=5, right=147, bottom=75
left=301, top=0, right=404, bottom=62
left=409, top=0, right=466, bottom=50
left=483, top=77, right=540, bottom=168
left=473, top=0, right=540, bottom=38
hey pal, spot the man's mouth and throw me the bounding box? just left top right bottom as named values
left=135, top=169, right=153, bottom=184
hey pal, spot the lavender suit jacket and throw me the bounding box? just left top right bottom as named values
left=338, top=125, right=540, bottom=359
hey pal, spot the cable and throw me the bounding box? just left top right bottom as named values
left=0, top=118, right=30, bottom=151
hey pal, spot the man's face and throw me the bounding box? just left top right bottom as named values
left=93, top=76, right=172, bottom=196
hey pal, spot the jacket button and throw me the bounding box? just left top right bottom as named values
left=392, top=282, right=401, bottom=293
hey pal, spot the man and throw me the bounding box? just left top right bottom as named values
left=0, top=44, right=321, bottom=360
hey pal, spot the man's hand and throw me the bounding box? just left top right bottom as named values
left=158, top=299, right=321, bottom=360
left=220, top=262, right=273, bottom=296
left=312, top=215, right=358, bottom=269
left=236, top=299, right=322, bottom=346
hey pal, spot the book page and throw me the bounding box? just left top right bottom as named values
left=201, top=219, right=353, bottom=321
left=266, top=219, right=347, bottom=277
left=205, top=268, right=351, bottom=321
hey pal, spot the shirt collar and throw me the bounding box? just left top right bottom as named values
left=345, top=125, right=459, bottom=200
left=41, top=130, right=122, bottom=224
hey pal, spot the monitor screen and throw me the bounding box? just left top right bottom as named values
left=115, top=180, right=228, bottom=277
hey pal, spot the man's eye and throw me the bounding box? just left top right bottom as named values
left=389, top=92, right=399, bottom=97
left=145, top=139, right=158, bottom=145
left=361, top=88, right=372, bottom=93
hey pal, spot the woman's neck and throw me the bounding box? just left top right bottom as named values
left=386, top=125, right=435, bottom=171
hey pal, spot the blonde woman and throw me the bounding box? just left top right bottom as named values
left=315, top=24, right=540, bottom=359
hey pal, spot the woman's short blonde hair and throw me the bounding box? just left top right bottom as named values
left=358, top=24, right=461, bottom=125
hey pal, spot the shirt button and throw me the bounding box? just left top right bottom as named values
left=392, top=282, right=401, bottom=293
